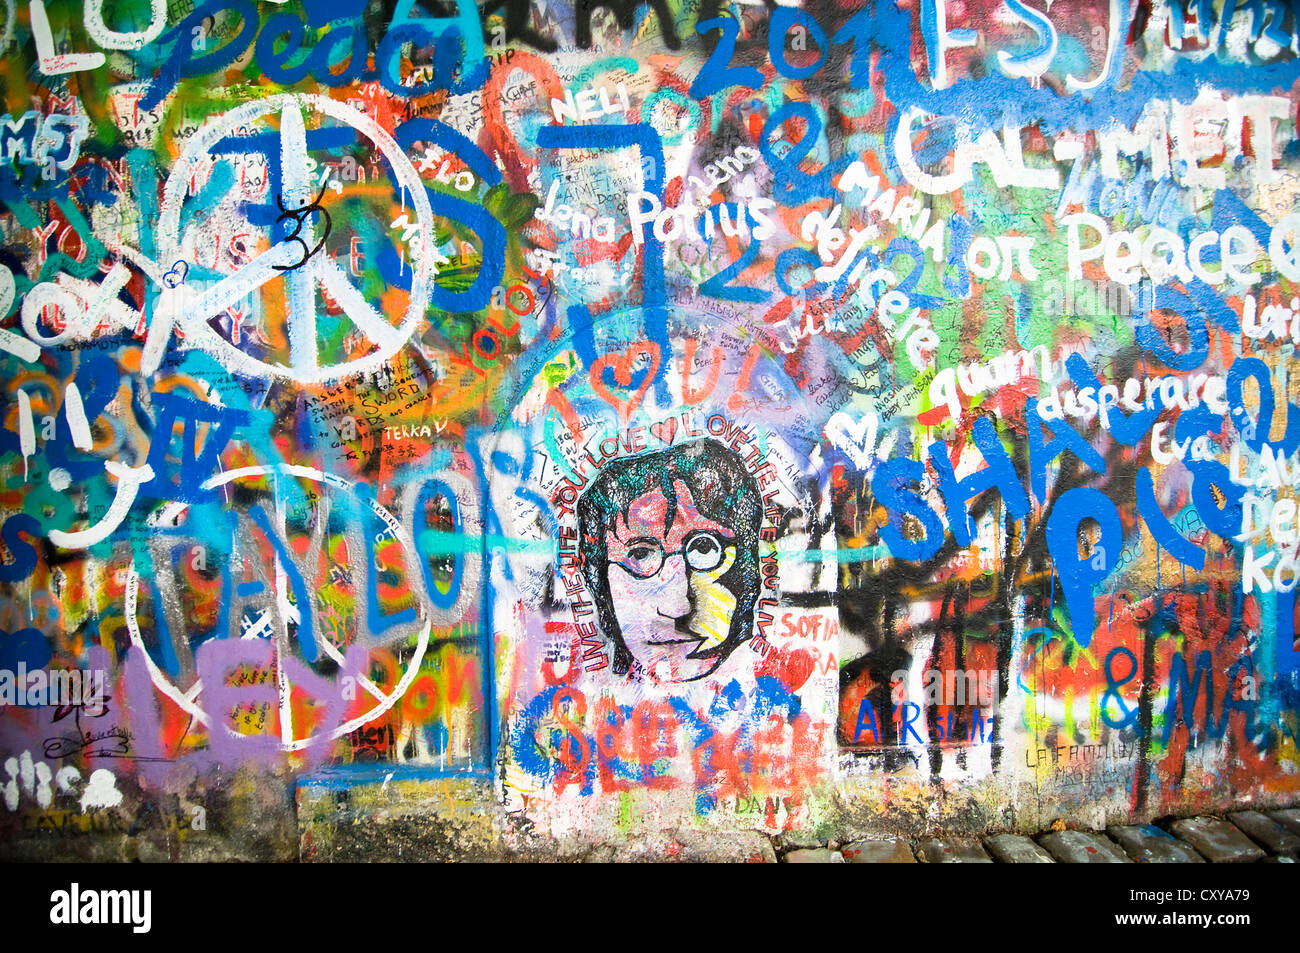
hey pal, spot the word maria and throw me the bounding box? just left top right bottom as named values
left=0, top=665, right=106, bottom=711
left=50, top=883, right=151, bottom=934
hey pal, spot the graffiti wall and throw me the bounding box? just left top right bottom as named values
left=1, top=0, right=1298, bottom=849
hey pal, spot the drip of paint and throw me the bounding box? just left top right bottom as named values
left=16, top=389, right=33, bottom=480
left=64, top=382, right=93, bottom=450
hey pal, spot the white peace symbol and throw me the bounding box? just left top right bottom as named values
left=123, top=464, right=433, bottom=752
left=151, top=94, right=435, bottom=384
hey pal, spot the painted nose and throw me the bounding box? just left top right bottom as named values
left=653, top=553, right=691, bottom=619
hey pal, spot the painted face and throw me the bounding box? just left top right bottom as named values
left=605, top=481, right=739, bottom=683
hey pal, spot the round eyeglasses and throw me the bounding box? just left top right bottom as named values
left=611, top=531, right=732, bottom=579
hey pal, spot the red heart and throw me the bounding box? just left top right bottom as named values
left=756, top=646, right=814, bottom=693
left=589, top=342, right=661, bottom=424
left=782, top=648, right=815, bottom=692
left=649, top=416, right=677, bottom=446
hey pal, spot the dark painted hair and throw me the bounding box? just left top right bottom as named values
left=576, top=439, right=763, bottom=676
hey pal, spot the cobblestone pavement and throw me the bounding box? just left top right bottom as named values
left=779, top=808, right=1300, bottom=863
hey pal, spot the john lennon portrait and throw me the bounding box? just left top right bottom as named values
left=576, top=440, right=763, bottom=683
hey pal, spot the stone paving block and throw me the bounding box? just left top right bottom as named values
left=841, top=838, right=916, bottom=863
left=1268, top=808, right=1300, bottom=837
left=983, top=833, right=1055, bottom=863
left=1228, top=811, right=1300, bottom=856
left=784, top=848, right=845, bottom=863
left=1037, top=830, right=1131, bottom=863
left=1108, top=825, right=1205, bottom=863
left=1168, top=817, right=1266, bottom=863
left=918, top=837, right=994, bottom=863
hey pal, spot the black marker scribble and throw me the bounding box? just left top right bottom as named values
left=43, top=725, right=130, bottom=760
left=273, top=181, right=333, bottom=272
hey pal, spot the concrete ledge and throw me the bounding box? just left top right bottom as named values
left=1228, top=811, right=1300, bottom=857
left=1269, top=808, right=1300, bottom=837
left=841, top=838, right=916, bottom=863
left=918, top=837, right=993, bottom=863
left=1037, top=830, right=1130, bottom=863
left=984, top=833, right=1055, bottom=863
left=784, top=847, right=845, bottom=863
left=1108, top=825, right=1205, bottom=863
left=1167, top=817, right=1266, bottom=864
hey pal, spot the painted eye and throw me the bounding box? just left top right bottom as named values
left=622, top=543, right=664, bottom=577
left=685, top=533, right=727, bottom=572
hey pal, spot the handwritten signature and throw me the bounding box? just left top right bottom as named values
left=42, top=725, right=131, bottom=760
